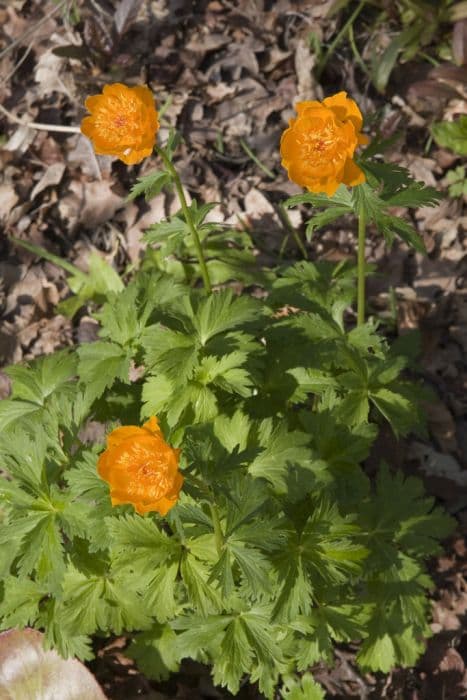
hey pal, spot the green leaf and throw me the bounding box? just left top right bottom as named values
left=180, top=553, right=222, bottom=616
left=284, top=186, right=353, bottom=210
left=65, top=449, right=109, bottom=503
left=370, top=386, right=419, bottom=437
left=229, top=542, right=272, bottom=597
left=59, top=251, right=124, bottom=317
left=141, top=374, right=174, bottom=418
left=281, top=673, right=325, bottom=700
left=357, top=614, right=425, bottom=672
left=5, top=351, right=77, bottom=406
left=357, top=627, right=396, bottom=673
left=359, top=160, right=412, bottom=191
left=212, top=618, right=254, bottom=695
left=189, top=384, right=218, bottom=423
left=108, top=515, right=181, bottom=575
left=248, top=424, right=312, bottom=492
left=95, top=284, right=143, bottom=347
left=383, top=183, right=442, bottom=209
left=304, top=206, right=352, bottom=241
left=78, top=341, right=131, bottom=402
left=142, top=559, right=180, bottom=622
left=58, top=565, right=152, bottom=636
left=0, top=577, right=45, bottom=629
left=193, top=289, right=262, bottom=346
left=352, top=184, right=428, bottom=253
left=446, top=165, right=467, bottom=198
left=0, top=428, right=48, bottom=493
left=241, top=609, right=285, bottom=696
left=360, top=464, right=455, bottom=560
left=214, top=410, right=251, bottom=452
left=11, top=508, right=66, bottom=591
left=42, top=609, right=94, bottom=661
left=196, top=352, right=253, bottom=397
left=0, top=400, right=42, bottom=432
left=127, top=626, right=180, bottom=680
left=371, top=23, right=423, bottom=93
left=144, top=217, right=189, bottom=245
left=174, top=614, right=231, bottom=660
left=127, top=169, right=171, bottom=201
left=432, top=115, right=467, bottom=156
left=141, top=325, right=199, bottom=381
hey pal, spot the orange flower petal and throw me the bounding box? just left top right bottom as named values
left=295, top=100, right=326, bottom=117
left=106, top=425, right=147, bottom=450
left=342, top=158, right=366, bottom=187
left=142, top=416, right=161, bottom=435
left=119, top=146, right=154, bottom=165
left=280, top=91, right=367, bottom=195
left=97, top=416, right=183, bottom=517
left=80, top=83, right=159, bottom=166
left=131, top=85, right=157, bottom=109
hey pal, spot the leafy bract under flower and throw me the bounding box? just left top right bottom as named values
left=81, top=83, right=159, bottom=165
left=280, top=91, right=369, bottom=196
left=97, top=416, right=183, bottom=515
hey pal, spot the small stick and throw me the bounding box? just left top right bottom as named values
left=0, top=102, right=81, bottom=134
left=0, top=0, right=68, bottom=62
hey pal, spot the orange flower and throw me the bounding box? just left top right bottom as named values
left=80, top=83, right=159, bottom=165
left=98, top=416, right=183, bottom=516
left=280, top=91, right=369, bottom=196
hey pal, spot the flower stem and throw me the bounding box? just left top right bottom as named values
left=209, top=502, right=224, bottom=557
left=156, top=146, right=212, bottom=294
left=276, top=202, right=308, bottom=260
left=357, top=204, right=366, bottom=326
left=316, top=0, right=367, bottom=79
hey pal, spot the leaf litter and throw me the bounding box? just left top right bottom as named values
left=0, top=0, right=467, bottom=698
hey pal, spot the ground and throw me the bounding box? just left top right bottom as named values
left=0, top=0, right=466, bottom=698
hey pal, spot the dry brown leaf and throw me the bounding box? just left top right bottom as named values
left=294, top=37, right=319, bottom=102
left=2, top=125, right=36, bottom=155
left=30, top=162, right=66, bottom=200
left=0, top=628, right=107, bottom=700
left=425, top=400, right=459, bottom=453
left=114, top=0, right=144, bottom=36
left=408, top=441, right=467, bottom=486
left=0, top=183, right=18, bottom=223
left=452, top=20, right=467, bottom=66
left=58, top=180, right=123, bottom=229
left=124, top=193, right=166, bottom=263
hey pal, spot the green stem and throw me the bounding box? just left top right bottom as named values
left=357, top=205, right=366, bottom=326
left=347, top=22, right=370, bottom=77
left=316, top=0, right=367, bottom=79
left=239, top=138, right=275, bottom=179
left=209, top=502, right=224, bottom=557
left=277, top=203, right=308, bottom=260
left=156, top=146, right=212, bottom=294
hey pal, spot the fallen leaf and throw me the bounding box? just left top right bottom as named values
left=30, top=162, right=66, bottom=200
left=2, top=125, right=36, bottom=155
left=0, top=183, right=18, bottom=223
left=294, top=37, right=319, bottom=102
left=58, top=180, right=123, bottom=229
left=408, top=440, right=467, bottom=486
left=425, top=400, right=459, bottom=453
left=452, top=20, right=467, bottom=66
left=0, top=628, right=107, bottom=699
left=114, top=0, right=144, bottom=36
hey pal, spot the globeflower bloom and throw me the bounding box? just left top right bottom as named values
left=97, top=416, right=183, bottom=516
left=80, top=83, right=159, bottom=165
left=280, top=91, right=369, bottom=196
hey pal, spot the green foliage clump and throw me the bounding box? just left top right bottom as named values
left=0, top=141, right=453, bottom=698
left=432, top=115, right=467, bottom=157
